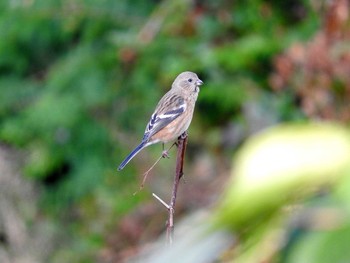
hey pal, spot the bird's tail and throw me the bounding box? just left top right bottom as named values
left=118, top=141, right=146, bottom=171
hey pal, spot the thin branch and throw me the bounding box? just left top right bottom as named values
left=166, top=131, right=188, bottom=245
left=137, top=0, right=172, bottom=44
left=134, top=143, right=176, bottom=195
left=140, top=155, right=163, bottom=188
left=152, top=193, right=170, bottom=209
left=136, top=132, right=188, bottom=245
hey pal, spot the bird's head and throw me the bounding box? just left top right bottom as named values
left=173, top=71, right=203, bottom=93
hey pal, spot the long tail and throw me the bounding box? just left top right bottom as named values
left=118, top=141, right=147, bottom=171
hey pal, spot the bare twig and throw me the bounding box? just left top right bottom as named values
left=134, top=143, right=176, bottom=195
left=141, top=132, right=188, bottom=245
left=152, top=193, right=169, bottom=209
left=140, top=155, right=163, bottom=188
left=166, top=131, right=188, bottom=245
left=137, top=0, right=171, bottom=44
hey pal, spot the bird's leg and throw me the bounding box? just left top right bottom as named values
left=162, top=143, right=170, bottom=158
left=173, top=131, right=188, bottom=148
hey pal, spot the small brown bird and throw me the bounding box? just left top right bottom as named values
left=118, top=71, right=203, bottom=171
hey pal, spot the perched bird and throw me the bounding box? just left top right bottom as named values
left=118, top=71, right=203, bottom=171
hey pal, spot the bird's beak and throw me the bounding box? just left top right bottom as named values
left=196, top=79, right=203, bottom=86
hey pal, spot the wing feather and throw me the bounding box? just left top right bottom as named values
left=143, top=94, right=186, bottom=141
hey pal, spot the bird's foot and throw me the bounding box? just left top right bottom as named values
left=178, top=131, right=188, bottom=140
left=162, top=150, right=170, bottom=158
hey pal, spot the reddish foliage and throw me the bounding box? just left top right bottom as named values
left=270, top=0, right=350, bottom=122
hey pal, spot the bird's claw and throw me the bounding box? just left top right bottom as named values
left=162, top=150, right=170, bottom=158
left=178, top=131, right=188, bottom=140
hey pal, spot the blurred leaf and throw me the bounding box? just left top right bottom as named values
left=217, top=123, right=350, bottom=230
left=286, top=223, right=350, bottom=263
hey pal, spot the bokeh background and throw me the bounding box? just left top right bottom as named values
left=1, top=0, right=350, bottom=262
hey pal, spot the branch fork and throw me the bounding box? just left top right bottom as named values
left=152, top=132, right=188, bottom=245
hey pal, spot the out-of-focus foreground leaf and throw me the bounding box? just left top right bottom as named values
left=216, top=122, right=350, bottom=263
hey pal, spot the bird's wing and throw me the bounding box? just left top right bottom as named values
left=143, top=94, right=186, bottom=141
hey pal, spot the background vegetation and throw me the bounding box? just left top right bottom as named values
left=0, top=0, right=349, bottom=262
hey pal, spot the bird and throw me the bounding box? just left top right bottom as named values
left=118, top=71, right=203, bottom=171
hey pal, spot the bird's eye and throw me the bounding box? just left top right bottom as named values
left=188, top=78, right=193, bottom=83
